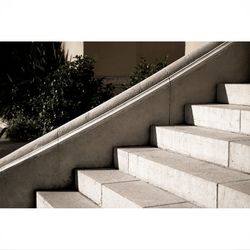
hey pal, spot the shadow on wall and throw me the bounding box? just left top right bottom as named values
left=82, top=42, right=185, bottom=94
left=0, top=124, right=26, bottom=158
left=184, top=84, right=231, bottom=126
left=0, top=140, right=26, bottom=158
left=217, top=84, right=229, bottom=103
left=84, top=42, right=185, bottom=77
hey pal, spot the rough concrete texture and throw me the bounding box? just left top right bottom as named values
left=36, top=191, right=99, bottom=208
left=0, top=143, right=62, bottom=207
left=218, top=180, right=250, bottom=208
left=217, top=83, right=250, bottom=105
left=151, top=125, right=248, bottom=167
left=229, top=140, right=250, bottom=173
left=77, top=169, right=137, bottom=204
left=186, top=104, right=250, bottom=134
left=102, top=180, right=185, bottom=208
left=116, top=147, right=250, bottom=207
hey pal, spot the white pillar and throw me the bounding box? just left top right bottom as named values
left=62, top=42, right=84, bottom=61
left=185, top=42, right=208, bottom=55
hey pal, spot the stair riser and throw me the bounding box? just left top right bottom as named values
left=185, top=105, right=250, bottom=135
left=114, top=147, right=159, bottom=173
left=78, top=173, right=102, bottom=205
left=241, top=111, right=250, bottom=134
left=185, top=105, right=240, bottom=133
left=116, top=151, right=217, bottom=207
left=151, top=127, right=229, bottom=167
left=229, top=142, right=250, bottom=173
left=218, top=185, right=250, bottom=208
left=217, top=84, right=250, bottom=105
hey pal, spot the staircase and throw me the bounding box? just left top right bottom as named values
left=36, top=83, right=250, bottom=208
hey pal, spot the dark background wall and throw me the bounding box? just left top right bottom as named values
left=83, top=42, right=185, bottom=77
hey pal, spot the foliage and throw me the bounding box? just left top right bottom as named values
left=0, top=43, right=113, bottom=141
left=0, top=42, right=66, bottom=120
left=33, top=55, right=113, bottom=135
left=129, top=57, right=168, bottom=86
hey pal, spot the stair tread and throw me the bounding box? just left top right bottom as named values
left=154, top=125, right=249, bottom=142
left=187, top=103, right=250, bottom=111
left=118, top=147, right=250, bottom=184
left=78, top=169, right=195, bottom=208
left=221, top=180, right=250, bottom=195
left=78, top=168, right=138, bottom=184
left=37, top=191, right=99, bottom=208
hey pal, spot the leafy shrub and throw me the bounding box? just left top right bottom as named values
left=36, top=55, right=113, bottom=134
left=129, top=57, right=168, bottom=86
left=0, top=42, right=66, bottom=120
left=5, top=55, right=113, bottom=141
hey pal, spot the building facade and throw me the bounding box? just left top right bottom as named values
left=63, top=42, right=188, bottom=93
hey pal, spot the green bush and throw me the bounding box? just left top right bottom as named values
left=1, top=48, right=113, bottom=141
left=129, top=57, right=168, bottom=86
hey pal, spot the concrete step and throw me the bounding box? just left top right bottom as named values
left=217, top=83, right=250, bottom=105
left=115, top=147, right=250, bottom=208
left=185, top=104, right=250, bottom=134
left=77, top=169, right=197, bottom=208
left=36, top=191, right=99, bottom=208
left=218, top=180, right=250, bottom=208
left=151, top=125, right=250, bottom=167
left=229, top=140, right=250, bottom=173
